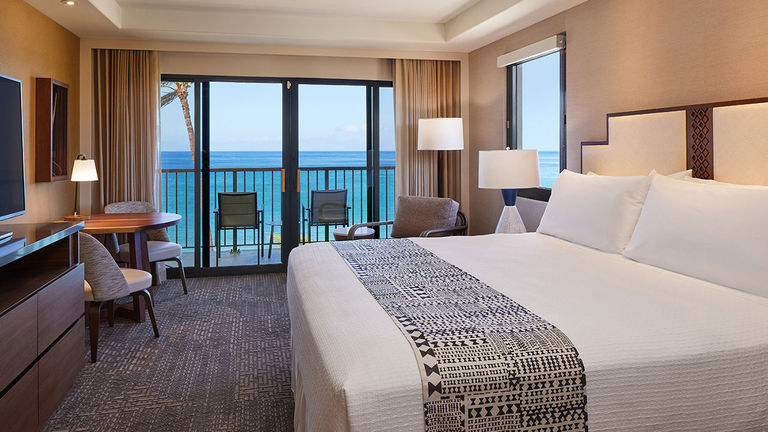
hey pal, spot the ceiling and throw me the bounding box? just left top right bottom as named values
left=25, top=0, right=586, bottom=52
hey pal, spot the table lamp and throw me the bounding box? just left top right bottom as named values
left=65, top=154, right=98, bottom=221
left=417, top=118, right=464, bottom=151
left=478, top=149, right=540, bottom=233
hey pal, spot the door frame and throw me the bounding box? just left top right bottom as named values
left=161, top=74, right=392, bottom=276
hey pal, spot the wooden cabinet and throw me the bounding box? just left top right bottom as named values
left=0, top=365, right=38, bottom=432
left=0, top=297, right=37, bottom=392
left=37, top=265, right=84, bottom=352
left=0, top=222, right=84, bottom=431
left=35, top=78, right=69, bottom=182
left=39, top=316, right=85, bottom=423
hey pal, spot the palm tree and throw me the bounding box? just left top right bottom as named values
left=161, top=82, right=195, bottom=162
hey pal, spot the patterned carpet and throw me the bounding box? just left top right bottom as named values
left=43, top=274, right=294, bottom=432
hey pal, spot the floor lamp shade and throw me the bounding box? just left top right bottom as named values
left=417, top=118, right=464, bottom=150
left=478, top=149, right=540, bottom=189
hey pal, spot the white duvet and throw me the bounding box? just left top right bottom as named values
left=287, top=233, right=768, bottom=432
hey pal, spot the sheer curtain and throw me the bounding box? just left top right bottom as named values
left=393, top=59, right=461, bottom=201
left=92, top=49, right=161, bottom=211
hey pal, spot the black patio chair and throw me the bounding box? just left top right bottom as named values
left=214, top=192, right=263, bottom=265
left=302, top=189, right=350, bottom=243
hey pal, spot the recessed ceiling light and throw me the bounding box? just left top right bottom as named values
left=60, top=0, right=77, bottom=6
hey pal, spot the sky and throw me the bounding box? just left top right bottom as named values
left=160, top=82, right=396, bottom=153
left=159, top=55, right=559, bottom=160
left=520, top=52, right=561, bottom=152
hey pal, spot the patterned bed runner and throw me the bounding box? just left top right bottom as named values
left=333, top=239, right=587, bottom=432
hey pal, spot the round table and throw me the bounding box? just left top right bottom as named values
left=333, top=226, right=376, bottom=241
left=81, top=212, right=182, bottom=322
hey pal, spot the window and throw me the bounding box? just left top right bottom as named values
left=506, top=35, right=565, bottom=199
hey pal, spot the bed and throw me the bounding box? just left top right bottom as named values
left=287, top=98, right=768, bottom=432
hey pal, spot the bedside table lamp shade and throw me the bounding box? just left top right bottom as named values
left=478, top=149, right=540, bottom=233
left=417, top=118, right=464, bottom=151
left=71, top=158, right=98, bottom=182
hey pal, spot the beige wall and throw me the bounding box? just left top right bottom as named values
left=468, top=0, right=768, bottom=234
left=160, top=52, right=392, bottom=81
left=0, top=0, right=80, bottom=223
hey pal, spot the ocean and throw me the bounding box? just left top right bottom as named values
left=160, top=150, right=559, bottom=247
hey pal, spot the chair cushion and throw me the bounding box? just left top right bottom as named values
left=118, top=241, right=182, bottom=263
left=390, top=196, right=460, bottom=238
left=122, top=268, right=153, bottom=293
left=84, top=269, right=152, bottom=300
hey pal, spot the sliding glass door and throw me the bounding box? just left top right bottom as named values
left=160, top=76, right=393, bottom=275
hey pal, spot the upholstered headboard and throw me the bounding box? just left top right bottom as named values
left=581, top=98, right=768, bottom=185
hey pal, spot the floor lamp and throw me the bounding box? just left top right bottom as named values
left=478, top=149, right=540, bottom=233
left=417, top=117, right=463, bottom=197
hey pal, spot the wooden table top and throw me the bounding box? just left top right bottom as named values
left=81, top=213, right=182, bottom=234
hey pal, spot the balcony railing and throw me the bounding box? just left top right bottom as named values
left=160, top=166, right=396, bottom=250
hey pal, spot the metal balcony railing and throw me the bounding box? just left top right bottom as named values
left=160, top=166, right=396, bottom=249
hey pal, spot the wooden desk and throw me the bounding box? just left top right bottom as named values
left=82, top=213, right=181, bottom=322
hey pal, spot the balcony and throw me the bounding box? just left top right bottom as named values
left=160, top=165, right=395, bottom=267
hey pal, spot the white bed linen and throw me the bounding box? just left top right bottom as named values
left=287, top=233, right=768, bottom=432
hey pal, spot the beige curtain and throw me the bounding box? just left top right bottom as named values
left=394, top=59, right=461, bottom=201
left=92, top=49, right=161, bottom=211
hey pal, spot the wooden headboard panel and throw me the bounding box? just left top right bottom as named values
left=581, top=98, right=768, bottom=185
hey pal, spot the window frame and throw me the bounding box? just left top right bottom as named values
left=505, top=36, right=566, bottom=201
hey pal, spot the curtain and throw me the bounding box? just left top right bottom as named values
left=92, top=49, right=161, bottom=211
left=394, top=59, right=461, bottom=201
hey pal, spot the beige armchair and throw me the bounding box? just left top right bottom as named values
left=347, top=196, right=467, bottom=239
left=105, top=201, right=188, bottom=294
left=80, top=233, right=159, bottom=363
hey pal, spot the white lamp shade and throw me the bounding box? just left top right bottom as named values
left=71, top=159, right=98, bottom=182
left=417, top=118, right=464, bottom=150
left=478, top=149, right=540, bottom=189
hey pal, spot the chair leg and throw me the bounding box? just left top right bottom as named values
left=268, top=224, right=275, bottom=259
left=135, top=289, right=160, bottom=337
left=171, top=257, right=188, bottom=295
left=150, top=261, right=161, bottom=286
left=88, top=302, right=101, bottom=363
left=217, top=229, right=222, bottom=266
left=107, top=300, right=115, bottom=327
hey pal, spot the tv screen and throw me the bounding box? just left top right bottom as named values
left=0, top=74, right=25, bottom=221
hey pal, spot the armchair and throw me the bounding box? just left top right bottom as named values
left=347, top=196, right=467, bottom=239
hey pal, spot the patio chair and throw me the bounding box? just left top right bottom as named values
left=214, top=192, right=263, bottom=265
left=346, top=195, right=467, bottom=239
left=302, top=189, right=350, bottom=243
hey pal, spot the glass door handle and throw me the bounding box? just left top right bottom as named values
left=297, top=169, right=301, bottom=192
left=281, top=169, right=285, bottom=193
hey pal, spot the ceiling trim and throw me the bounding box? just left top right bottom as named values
left=25, top=0, right=588, bottom=52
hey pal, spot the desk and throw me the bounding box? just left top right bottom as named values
left=82, top=213, right=181, bottom=322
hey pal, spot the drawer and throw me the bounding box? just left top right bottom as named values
left=37, top=264, right=84, bottom=353
left=0, top=298, right=37, bottom=393
left=0, top=364, right=38, bottom=432
left=39, top=316, right=85, bottom=424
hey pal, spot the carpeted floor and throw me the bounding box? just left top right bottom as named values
left=43, top=274, right=294, bottom=432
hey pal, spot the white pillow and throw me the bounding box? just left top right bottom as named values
left=537, top=170, right=651, bottom=253
left=623, top=175, right=768, bottom=298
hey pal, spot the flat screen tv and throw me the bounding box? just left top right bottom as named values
left=0, top=74, right=25, bottom=221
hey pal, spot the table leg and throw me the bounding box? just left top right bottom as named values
left=118, top=230, right=151, bottom=323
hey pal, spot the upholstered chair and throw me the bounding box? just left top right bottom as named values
left=347, top=196, right=467, bottom=239
left=105, top=201, right=188, bottom=294
left=80, top=232, right=159, bottom=363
